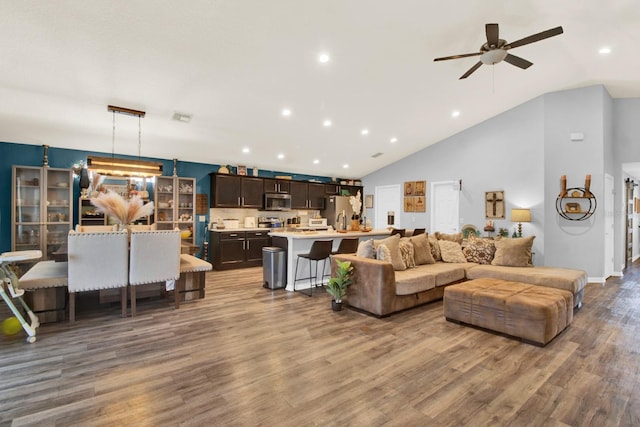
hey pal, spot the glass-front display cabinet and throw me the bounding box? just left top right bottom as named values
left=154, top=176, right=196, bottom=244
left=12, top=166, right=73, bottom=260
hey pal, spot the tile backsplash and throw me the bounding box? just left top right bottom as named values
left=208, top=208, right=321, bottom=227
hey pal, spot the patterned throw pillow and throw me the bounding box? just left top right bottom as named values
left=463, top=236, right=496, bottom=264
left=356, top=239, right=375, bottom=258
left=399, top=238, right=416, bottom=268
left=438, top=240, right=467, bottom=263
left=427, top=234, right=442, bottom=261
left=375, top=244, right=392, bottom=264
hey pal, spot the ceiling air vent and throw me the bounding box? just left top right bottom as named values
left=371, top=152, right=383, bottom=158
left=172, top=112, right=192, bottom=123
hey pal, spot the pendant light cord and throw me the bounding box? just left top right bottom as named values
left=112, top=111, right=116, bottom=158
left=138, top=115, right=142, bottom=160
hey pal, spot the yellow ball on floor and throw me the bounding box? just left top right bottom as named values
left=2, top=317, right=22, bottom=336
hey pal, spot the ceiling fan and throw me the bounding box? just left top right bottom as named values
left=434, top=23, right=564, bottom=79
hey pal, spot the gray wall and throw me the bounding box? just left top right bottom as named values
left=362, top=84, right=628, bottom=278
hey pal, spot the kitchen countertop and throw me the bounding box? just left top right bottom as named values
left=209, top=227, right=269, bottom=233
left=269, top=229, right=391, bottom=239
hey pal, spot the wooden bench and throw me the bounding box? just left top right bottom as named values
left=19, top=261, right=68, bottom=322
left=175, top=254, right=212, bottom=308
left=443, top=278, right=573, bottom=346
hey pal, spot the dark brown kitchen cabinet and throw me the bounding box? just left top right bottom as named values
left=289, top=181, right=326, bottom=209
left=325, top=183, right=340, bottom=195
left=211, top=230, right=271, bottom=270
left=263, top=178, right=290, bottom=194
left=210, top=173, right=263, bottom=208
left=340, top=185, right=361, bottom=197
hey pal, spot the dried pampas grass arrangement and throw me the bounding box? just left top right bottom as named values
left=90, top=191, right=154, bottom=226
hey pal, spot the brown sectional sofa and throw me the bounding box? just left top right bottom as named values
left=331, top=254, right=587, bottom=317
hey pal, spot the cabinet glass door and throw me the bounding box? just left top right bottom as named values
left=13, top=166, right=43, bottom=253
left=45, top=168, right=72, bottom=259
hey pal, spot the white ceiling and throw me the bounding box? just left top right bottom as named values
left=1, top=1, right=639, bottom=179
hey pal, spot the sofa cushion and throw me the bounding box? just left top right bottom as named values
left=438, top=240, right=467, bottom=263
left=399, top=238, right=416, bottom=268
left=492, top=236, right=534, bottom=267
left=426, top=262, right=467, bottom=286
left=466, top=264, right=587, bottom=294
left=463, top=236, right=496, bottom=264
left=409, top=233, right=435, bottom=265
left=356, top=239, right=375, bottom=259
left=395, top=268, right=436, bottom=295
left=374, top=234, right=406, bottom=271
left=435, top=231, right=463, bottom=244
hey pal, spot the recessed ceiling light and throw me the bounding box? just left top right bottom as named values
left=277, top=153, right=285, bottom=160
left=313, top=159, right=320, bottom=164
left=242, top=147, right=250, bottom=154
left=343, top=164, right=349, bottom=169
left=599, top=46, right=611, bottom=54
left=361, top=129, right=369, bottom=135
left=452, top=110, right=460, bottom=118
left=172, top=112, right=192, bottom=123
left=390, top=137, right=398, bottom=143
left=282, top=108, right=292, bottom=117
left=318, top=53, right=330, bottom=63
left=323, top=119, right=332, bottom=127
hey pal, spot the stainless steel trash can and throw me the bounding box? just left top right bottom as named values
left=263, top=247, right=286, bottom=289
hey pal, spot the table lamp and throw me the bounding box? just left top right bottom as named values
left=510, top=208, right=531, bottom=237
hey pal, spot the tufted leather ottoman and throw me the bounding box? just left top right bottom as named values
left=444, top=278, right=573, bottom=346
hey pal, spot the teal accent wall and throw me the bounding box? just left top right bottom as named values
left=0, top=142, right=332, bottom=253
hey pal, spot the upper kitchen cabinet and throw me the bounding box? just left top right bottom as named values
left=290, top=181, right=326, bottom=210
left=210, top=173, right=263, bottom=208
left=263, top=178, right=290, bottom=194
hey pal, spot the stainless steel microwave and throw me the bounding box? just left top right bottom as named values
left=264, top=193, right=291, bottom=211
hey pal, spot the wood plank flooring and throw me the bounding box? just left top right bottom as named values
left=1, top=262, right=640, bottom=426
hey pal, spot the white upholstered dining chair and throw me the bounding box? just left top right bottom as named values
left=128, top=229, right=181, bottom=317
left=67, top=230, right=129, bottom=322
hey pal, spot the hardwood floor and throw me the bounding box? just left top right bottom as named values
left=1, top=263, right=640, bottom=426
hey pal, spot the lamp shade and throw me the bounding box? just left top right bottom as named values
left=510, top=208, right=531, bottom=223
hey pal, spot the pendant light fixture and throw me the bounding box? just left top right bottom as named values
left=87, top=105, right=163, bottom=178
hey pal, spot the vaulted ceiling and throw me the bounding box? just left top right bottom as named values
left=1, top=1, right=639, bottom=178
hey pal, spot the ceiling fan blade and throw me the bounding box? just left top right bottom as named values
left=504, top=54, right=533, bottom=69
left=459, top=61, right=483, bottom=79
left=485, top=23, right=499, bottom=48
left=434, top=52, right=482, bottom=61
left=504, top=26, right=564, bottom=49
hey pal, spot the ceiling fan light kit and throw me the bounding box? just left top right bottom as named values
left=434, top=23, right=564, bottom=79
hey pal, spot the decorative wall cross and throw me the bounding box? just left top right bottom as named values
left=485, top=191, right=505, bottom=219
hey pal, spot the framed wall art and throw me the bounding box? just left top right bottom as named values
left=365, top=194, right=374, bottom=209
left=404, top=180, right=426, bottom=212
left=485, top=191, right=505, bottom=219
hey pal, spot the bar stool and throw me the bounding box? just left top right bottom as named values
left=332, top=237, right=359, bottom=255
left=390, top=228, right=405, bottom=237
left=293, top=240, right=332, bottom=297
left=412, top=228, right=426, bottom=236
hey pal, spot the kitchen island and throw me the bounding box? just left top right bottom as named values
left=269, top=229, right=391, bottom=292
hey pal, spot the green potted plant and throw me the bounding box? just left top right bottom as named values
left=326, top=260, right=353, bottom=311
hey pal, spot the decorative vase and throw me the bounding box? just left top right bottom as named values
left=79, top=168, right=90, bottom=198
left=350, top=219, right=360, bottom=231
left=331, top=300, right=342, bottom=311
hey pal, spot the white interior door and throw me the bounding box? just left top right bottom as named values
left=430, top=180, right=460, bottom=233
left=374, top=185, right=401, bottom=229
left=604, top=173, right=614, bottom=278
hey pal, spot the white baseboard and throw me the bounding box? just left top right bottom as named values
left=588, top=276, right=607, bottom=284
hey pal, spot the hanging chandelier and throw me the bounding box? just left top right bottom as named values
left=87, top=105, right=163, bottom=178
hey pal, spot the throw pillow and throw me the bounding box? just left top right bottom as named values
left=376, top=244, right=392, bottom=264
left=491, top=236, right=535, bottom=267
left=463, top=236, right=496, bottom=264
left=435, top=231, right=463, bottom=244
left=438, top=240, right=467, bottom=263
left=399, top=238, right=416, bottom=268
left=373, top=234, right=406, bottom=271
left=356, top=239, right=375, bottom=259
left=427, top=234, right=442, bottom=261
left=409, top=233, right=435, bottom=265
